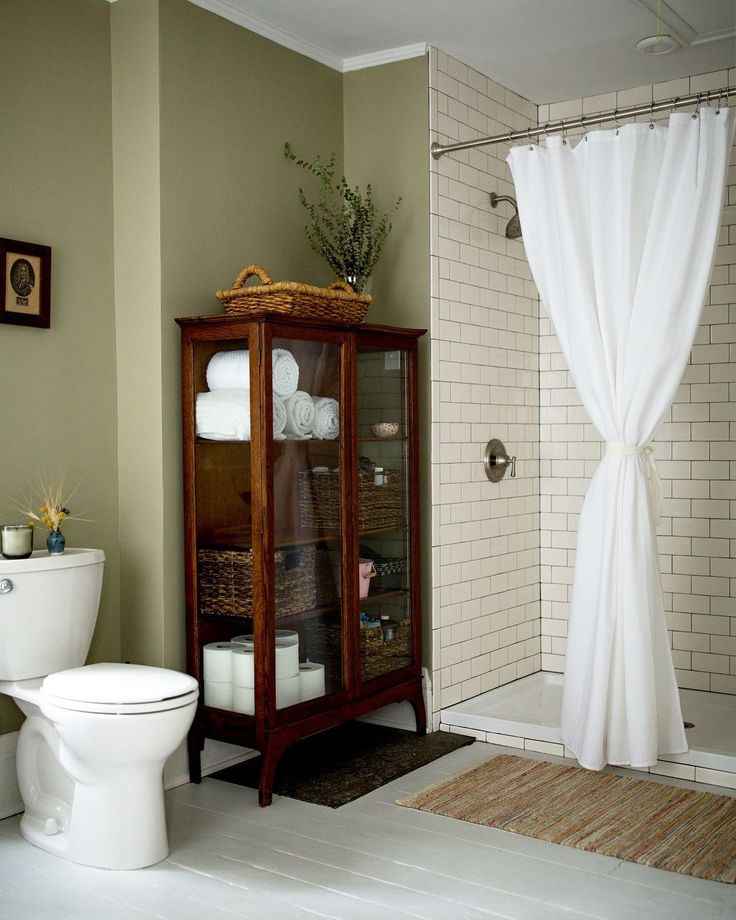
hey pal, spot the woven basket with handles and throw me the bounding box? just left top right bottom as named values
left=216, top=265, right=371, bottom=325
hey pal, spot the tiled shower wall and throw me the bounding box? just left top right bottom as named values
left=538, top=68, right=736, bottom=695
left=429, top=48, right=540, bottom=718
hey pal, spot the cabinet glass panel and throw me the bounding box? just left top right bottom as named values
left=356, top=346, right=412, bottom=681
left=192, top=337, right=254, bottom=712
left=271, top=336, right=343, bottom=708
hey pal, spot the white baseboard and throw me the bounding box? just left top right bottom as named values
left=358, top=668, right=433, bottom=732
left=201, top=739, right=258, bottom=777
left=0, top=732, right=22, bottom=819
left=164, top=737, right=257, bottom=790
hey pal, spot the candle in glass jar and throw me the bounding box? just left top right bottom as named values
left=1, top=525, right=33, bottom=559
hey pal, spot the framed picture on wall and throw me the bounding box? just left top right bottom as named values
left=0, top=237, right=51, bottom=329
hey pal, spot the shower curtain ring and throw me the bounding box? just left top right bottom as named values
left=613, top=110, right=620, bottom=135
left=527, top=126, right=534, bottom=151
left=649, top=101, right=656, bottom=129
left=581, top=114, right=588, bottom=141
left=560, top=119, right=567, bottom=145
left=670, top=96, right=680, bottom=115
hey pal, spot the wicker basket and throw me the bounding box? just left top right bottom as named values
left=197, top=544, right=316, bottom=618
left=298, top=469, right=402, bottom=533
left=306, top=618, right=412, bottom=683
left=374, top=556, right=407, bottom=590
left=361, top=619, right=412, bottom=681
left=215, top=265, right=371, bottom=325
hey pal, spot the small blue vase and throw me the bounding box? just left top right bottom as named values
left=47, top=530, right=65, bottom=555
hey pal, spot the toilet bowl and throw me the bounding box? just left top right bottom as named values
left=0, top=549, right=199, bottom=870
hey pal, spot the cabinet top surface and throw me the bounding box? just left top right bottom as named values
left=175, top=311, right=426, bottom=339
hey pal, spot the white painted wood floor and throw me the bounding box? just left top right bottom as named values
left=1, top=741, right=735, bottom=920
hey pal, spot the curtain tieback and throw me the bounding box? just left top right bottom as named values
left=605, top=442, right=662, bottom=525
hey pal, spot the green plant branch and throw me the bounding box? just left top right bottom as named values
left=284, top=143, right=401, bottom=292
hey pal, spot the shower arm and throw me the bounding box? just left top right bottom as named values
left=490, top=193, right=516, bottom=209
left=431, top=85, right=736, bottom=159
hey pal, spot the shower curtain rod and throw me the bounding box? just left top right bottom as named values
left=430, top=85, right=736, bottom=159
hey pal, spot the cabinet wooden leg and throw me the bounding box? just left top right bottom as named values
left=187, top=712, right=204, bottom=784
left=258, top=738, right=285, bottom=807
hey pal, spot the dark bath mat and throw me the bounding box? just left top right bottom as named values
left=210, top=721, right=475, bottom=808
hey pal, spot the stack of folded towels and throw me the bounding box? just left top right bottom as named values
left=196, top=348, right=340, bottom=442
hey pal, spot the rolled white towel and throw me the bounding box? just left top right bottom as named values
left=206, top=349, right=250, bottom=390
left=312, top=397, right=339, bottom=440
left=206, top=347, right=299, bottom=400
left=272, top=348, right=299, bottom=399
left=273, top=395, right=287, bottom=440
left=196, top=390, right=250, bottom=440
left=283, top=390, right=315, bottom=439
left=196, top=390, right=285, bottom=441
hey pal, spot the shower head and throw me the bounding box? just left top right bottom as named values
left=490, top=192, right=522, bottom=240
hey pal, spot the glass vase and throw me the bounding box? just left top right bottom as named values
left=47, top=530, right=65, bottom=555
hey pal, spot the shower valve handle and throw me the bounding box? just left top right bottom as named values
left=483, top=439, right=516, bottom=482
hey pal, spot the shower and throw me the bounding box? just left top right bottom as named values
left=490, top=192, right=522, bottom=239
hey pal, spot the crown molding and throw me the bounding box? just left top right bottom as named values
left=342, top=43, right=429, bottom=72
left=137, top=0, right=428, bottom=73
left=691, top=27, right=736, bottom=46
left=187, top=0, right=344, bottom=71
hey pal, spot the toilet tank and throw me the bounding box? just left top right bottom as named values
left=0, top=548, right=105, bottom=681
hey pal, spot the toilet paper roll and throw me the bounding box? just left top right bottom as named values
left=231, top=634, right=254, bottom=650
left=276, top=673, right=301, bottom=709
left=299, top=660, right=326, bottom=702
left=231, top=631, right=299, bottom=683
left=232, top=647, right=255, bottom=688
left=204, top=680, right=232, bottom=710
left=275, top=630, right=299, bottom=679
left=202, top=642, right=234, bottom=683
left=232, top=685, right=255, bottom=715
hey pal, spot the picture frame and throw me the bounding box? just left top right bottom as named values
left=0, top=237, right=51, bottom=329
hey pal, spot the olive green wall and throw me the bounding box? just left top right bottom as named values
left=111, top=0, right=167, bottom=667
left=343, top=58, right=432, bottom=670
left=0, top=0, right=119, bottom=732
left=115, top=0, right=345, bottom=667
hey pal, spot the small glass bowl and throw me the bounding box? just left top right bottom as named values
left=371, top=421, right=399, bottom=438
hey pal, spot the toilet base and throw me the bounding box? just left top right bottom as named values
left=19, top=764, right=170, bottom=870
left=9, top=685, right=196, bottom=871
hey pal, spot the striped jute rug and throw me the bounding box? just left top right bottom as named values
left=397, top=753, right=736, bottom=882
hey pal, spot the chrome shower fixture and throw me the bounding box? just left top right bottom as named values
left=490, top=192, right=522, bottom=240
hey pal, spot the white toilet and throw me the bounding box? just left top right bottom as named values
left=0, top=548, right=198, bottom=870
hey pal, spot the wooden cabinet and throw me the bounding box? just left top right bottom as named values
left=177, top=313, right=426, bottom=805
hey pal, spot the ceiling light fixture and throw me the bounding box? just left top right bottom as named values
left=637, top=0, right=679, bottom=54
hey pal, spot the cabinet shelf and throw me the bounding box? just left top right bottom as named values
left=360, top=588, right=408, bottom=604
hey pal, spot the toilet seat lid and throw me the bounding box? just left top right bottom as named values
left=41, top=663, right=198, bottom=713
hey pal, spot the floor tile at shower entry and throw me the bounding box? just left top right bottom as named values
left=440, top=671, right=736, bottom=786
left=1, top=741, right=735, bottom=920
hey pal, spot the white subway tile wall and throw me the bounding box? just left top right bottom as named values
left=538, top=68, right=736, bottom=694
left=429, top=48, right=541, bottom=715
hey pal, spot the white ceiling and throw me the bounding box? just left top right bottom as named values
left=190, top=0, right=735, bottom=103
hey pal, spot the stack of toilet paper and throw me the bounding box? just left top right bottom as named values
left=202, top=631, right=326, bottom=713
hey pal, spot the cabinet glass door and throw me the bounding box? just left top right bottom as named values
left=356, top=346, right=412, bottom=681
left=271, top=335, right=344, bottom=711
left=191, top=336, right=255, bottom=714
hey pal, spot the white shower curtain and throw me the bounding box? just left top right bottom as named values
left=508, top=107, right=735, bottom=770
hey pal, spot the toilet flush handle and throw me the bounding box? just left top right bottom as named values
left=0, top=579, right=13, bottom=594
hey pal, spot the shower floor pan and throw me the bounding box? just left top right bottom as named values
left=440, top=672, right=736, bottom=789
